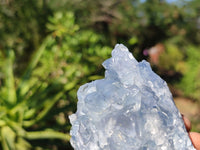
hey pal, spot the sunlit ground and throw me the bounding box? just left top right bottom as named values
left=175, top=97, right=200, bottom=132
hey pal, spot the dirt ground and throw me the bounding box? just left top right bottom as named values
left=174, top=97, right=200, bottom=132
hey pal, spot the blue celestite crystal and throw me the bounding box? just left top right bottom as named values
left=69, top=44, right=196, bottom=150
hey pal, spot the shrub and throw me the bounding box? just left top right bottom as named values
left=177, top=46, right=200, bottom=100
left=0, top=11, right=111, bottom=149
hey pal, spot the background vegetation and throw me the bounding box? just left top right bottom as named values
left=0, top=0, right=200, bottom=149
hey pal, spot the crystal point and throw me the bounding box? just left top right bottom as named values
left=69, top=44, right=196, bottom=150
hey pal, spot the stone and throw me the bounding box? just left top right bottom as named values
left=69, top=44, right=196, bottom=150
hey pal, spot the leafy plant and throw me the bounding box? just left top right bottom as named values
left=0, top=42, right=69, bottom=150
left=0, top=11, right=111, bottom=149
left=177, top=46, right=200, bottom=100
left=159, top=43, right=184, bottom=72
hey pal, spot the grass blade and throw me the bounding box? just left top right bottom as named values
left=25, top=130, right=70, bottom=141
left=17, top=36, right=53, bottom=98
left=5, top=50, right=16, bottom=105
left=23, top=92, right=63, bottom=127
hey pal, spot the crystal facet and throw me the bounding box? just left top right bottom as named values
left=69, top=44, right=195, bottom=150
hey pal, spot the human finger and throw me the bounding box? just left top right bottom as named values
left=182, top=114, right=192, bottom=132
left=189, top=132, right=200, bottom=150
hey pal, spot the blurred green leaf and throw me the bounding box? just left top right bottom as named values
left=1, top=126, right=16, bottom=150
left=25, top=130, right=70, bottom=141
left=177, top=46, right=200, bottom=100
left=4, top=50, right=16, bottom=105
left=128, top=36, right=138, bottom=45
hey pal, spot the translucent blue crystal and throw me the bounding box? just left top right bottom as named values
left=69, top=44, right=195, bottom=150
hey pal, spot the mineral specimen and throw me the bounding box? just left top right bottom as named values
left=69, top=44, right=195, bottom=150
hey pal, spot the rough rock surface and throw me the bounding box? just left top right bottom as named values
left=69, top=44, right=195, bottom=150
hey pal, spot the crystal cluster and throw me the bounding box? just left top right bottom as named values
left=69, top=44, right=195, bottom=150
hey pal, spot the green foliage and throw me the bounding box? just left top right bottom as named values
left=0, top=42, right=69, bottom=150
left=62, top=0, right=200, bottom=54
left=0, top=11, right=111, bottom=149
left=0, top=0, right=52, bottom=76
left=159, top=43, right=184, bottom=72
left=177, top=46, right=200, bottom=100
